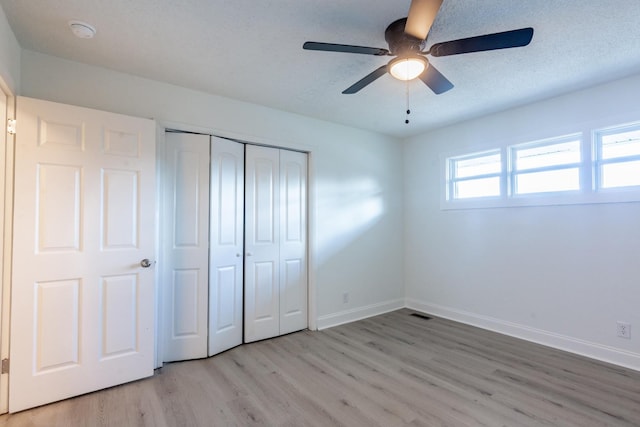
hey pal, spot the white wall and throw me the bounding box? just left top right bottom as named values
left=20, top=50, right=405, bottom=328
left=404, top=73, right=640, bottom=370
left=0, top=5, right=20, bottom=94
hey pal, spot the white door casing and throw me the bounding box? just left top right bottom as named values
left=279, top=149, right=308, bottom=335
left=162, top=133, right=210, bottom=361
left=10, top=97, right=156, bottom=412
left=0, top=88, right=7, bottom=414
left=209, top=137, right=244, bottom=356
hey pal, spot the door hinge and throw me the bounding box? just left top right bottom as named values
left=7, top=119, right=16, bottom=135
left=1, top=358, right=8, bottom=374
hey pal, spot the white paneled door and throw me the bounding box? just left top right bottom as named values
left=162, top=133, right=210, bottom=361
left=245, top=146, right=307, bottom=342
left=245, top=146, right=280, bottom=341
left=209, top=137, right=244, bottom=356
left=279, top=149, right=308, bottom=335
left=10, top=97, right=156, bottom=412
left=162, top=134, right=244, bottom=360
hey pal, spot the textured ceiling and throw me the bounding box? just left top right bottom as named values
left=2, top=0, right=640, bottom=138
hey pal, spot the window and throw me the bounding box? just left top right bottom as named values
left=510, top=135, right=582, bottom=195
left=443, top=120, right=640, bottom=209
left=595, top=125, right=640, bottom=189
left=447, top=150, right=501, bottom=199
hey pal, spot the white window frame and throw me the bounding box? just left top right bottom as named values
left=593, top=123, right=640, bottom=192
left=508, top=134, right=583, bottom=197
left=441, top=120, right=640, bottom=210
left=446, top=149, right=503, bottom=202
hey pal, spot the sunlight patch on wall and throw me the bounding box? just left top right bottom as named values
left=315, top=177, right=384, bottom=264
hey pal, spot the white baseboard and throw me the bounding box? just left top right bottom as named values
left=406, top=298, right=640, bottom=372
left=317, top=298, right=405, bottom=330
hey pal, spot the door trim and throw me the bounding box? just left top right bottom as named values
left=0, top=78, right=14, bottom=415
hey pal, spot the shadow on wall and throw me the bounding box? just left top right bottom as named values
left=315, top=177, right=384, bottom=265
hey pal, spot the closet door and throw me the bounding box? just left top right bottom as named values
left=209, top=137, right=244, bottom=356
left=245, top=146, right=308, bottom=342
left=279, top=150, right=308, bottom=335
left=245, top=146, right=280, bottom=342
left=162, top=133, right=210, bottom=361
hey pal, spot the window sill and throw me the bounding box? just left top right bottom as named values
left=441, top=187, right=640, bottom=210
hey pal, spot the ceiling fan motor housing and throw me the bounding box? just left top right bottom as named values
left=385, top=18, right=426, bottom=55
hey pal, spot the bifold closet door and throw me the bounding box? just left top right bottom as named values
left=278, top=149, right=308, bottom=335
left=162, top=133, right=210, bottom=361
left=245, top=147, right=280, bottom=341
left=208, top=137, right=244, bottom=356
left=245, top=146, right=308, bottom=343
left=162, top=134, right=244, bottom=361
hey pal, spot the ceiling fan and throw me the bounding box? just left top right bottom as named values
left=303, top=0, right=534, bottom=95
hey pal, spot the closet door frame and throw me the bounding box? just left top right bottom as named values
left=155, top=123, right=316, bottom=366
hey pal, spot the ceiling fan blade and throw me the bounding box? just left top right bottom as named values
left=428, top=27, right=534, bottom=57
left=303, top=42, right=389, bottom=56
left=419, top=63, right=453, bottom=94
left=405, top=0, right=443, bottom=40
left=342, top=65, right=388, bottom=94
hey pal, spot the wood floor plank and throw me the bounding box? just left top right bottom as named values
left=1, top=309, right=639, bottom=426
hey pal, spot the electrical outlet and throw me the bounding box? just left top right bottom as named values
left=617, top=321, right=631, bottom=339
left=342, top=292, right=349, bottom=304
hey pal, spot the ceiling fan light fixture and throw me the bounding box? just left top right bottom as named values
left=389, top=56, right=427, bottom=81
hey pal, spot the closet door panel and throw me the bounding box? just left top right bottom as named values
left=279, top=150, right=308, bottom=335
left=162, top=133, right=210, bottom=361
left=209, top=137, right=244, bottom=356
left=245, top=146, right=280, bottom=342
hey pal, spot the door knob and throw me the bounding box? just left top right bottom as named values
left=140, top=259, right=152, bottom=268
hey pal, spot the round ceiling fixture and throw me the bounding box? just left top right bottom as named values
left=388, top=56, right=428, bottom=81
left=68, top=20, right=96, bottom=39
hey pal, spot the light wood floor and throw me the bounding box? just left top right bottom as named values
left=1, top=309, right=639, bottom=426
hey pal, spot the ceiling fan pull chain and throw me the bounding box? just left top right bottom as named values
left=405, top=80, right=411, bottom=124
